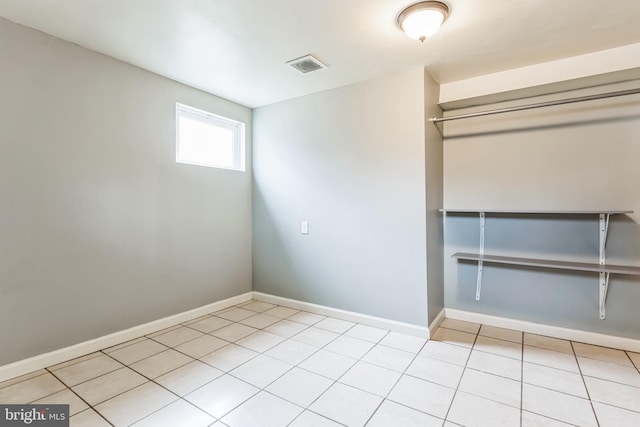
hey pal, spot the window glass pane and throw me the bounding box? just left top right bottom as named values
left=175, top=103, right=244, bottom=171
left=178, top=116, right=234, bottom=168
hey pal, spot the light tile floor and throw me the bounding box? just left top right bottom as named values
left=2, top=301, right=640, bottom=426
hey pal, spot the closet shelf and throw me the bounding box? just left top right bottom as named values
left=445, top=208, right=636, bottom=319
left=440, top=209, right=633, bottom=215
left=452, top=252, right=640, bottom=276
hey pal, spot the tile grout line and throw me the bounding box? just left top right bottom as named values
left=444, top=325, right=550, bottom=421
left=522, top=344, right=640, bottom=391
left=174, top=352, right=279, bottom=419
left=273, top=326, right=348, bottom=427
left=441, top=325, right=480, bottom=423
left=102, top=303, right=304, bottom=425
left=337, top=321, right=534, bottom=424
left=44, top=366, right=115, bottom=427
left=520, top=330, right=524, bottom=427
left=452, top=326, right=604, bottom=426
left=101, top=336, right=149, bottom=355
left=519, top=335, right=605, bottom=425
left=227, top=312, right=362, bottom=425
left=520, top=383, right=611, bottom=426
left=141, top=305, right=316, bottom=370
left=94, top=350, right=189, bottom=425
left=105, top=334, right=233, bottom=389
left=283, top=317, right=430, bottom=425
left=70, top=303, right=289, bottom=425
left=282, top=320, right=375, bottom=426
left=57, top=361, right=129, bottom=397
left=571, top=341, right=601, bottom=427
left=286, top=412, right=347, bottom=427
left=0, top=371, right=50, bottom=394
left=128, top=362, right=220, bottom=425
left=624, top=350, right=640, bottom=375
left=359, top=331, right=428, bottom=426
left=177, top=304, right=342, bottom=424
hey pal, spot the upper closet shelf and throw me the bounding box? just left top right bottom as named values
left=440, top=209, right=633, bottom=215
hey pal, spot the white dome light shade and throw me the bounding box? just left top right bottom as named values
left=398, top=1, right=449, bottom=42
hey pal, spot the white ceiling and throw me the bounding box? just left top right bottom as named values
left=1, top=0, right=640, bottom=108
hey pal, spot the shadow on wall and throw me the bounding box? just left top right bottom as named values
left=252, top=181, right=307, bottom=301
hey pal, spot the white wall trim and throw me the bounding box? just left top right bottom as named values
left=446, top=308, right=640, bottom=353
left=253, top=292, right=429, bottom=339
left=428, top=308, right=446, bottom=338
left=0, top=292, right=252, bottom=383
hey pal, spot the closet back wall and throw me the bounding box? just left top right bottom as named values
left=0, top=18, right=252, bottom=365
left=443, top=81, right=640, bottom=338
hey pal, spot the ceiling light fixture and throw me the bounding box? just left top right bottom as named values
left=397, top=1, right=449, bottom=42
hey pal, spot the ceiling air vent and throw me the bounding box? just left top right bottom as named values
left=286, top=54, right=328, bottom=74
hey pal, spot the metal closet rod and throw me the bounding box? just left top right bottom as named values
left=430, top=88, right=640, bottom=123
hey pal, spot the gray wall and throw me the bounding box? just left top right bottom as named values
left=424, top=72, right=445, bottom=324
left=0, top=18, right=252, bottom=365
left=442, top=81, right=640, bottom=338
left=253, top=68, right=429, bottom=326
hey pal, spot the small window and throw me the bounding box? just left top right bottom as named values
left=176, top=103, right=245, bottom=171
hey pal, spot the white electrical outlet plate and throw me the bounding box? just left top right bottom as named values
left=301, top=221, right=309, bottom=234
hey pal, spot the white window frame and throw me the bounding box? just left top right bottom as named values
left=175, top=103, right=245, bottom=171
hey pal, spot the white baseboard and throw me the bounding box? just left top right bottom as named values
left=446, top=308, right=640, bottom=353
left=10, top=290, right=637, bottom=385
left=428, top=308, right=446, bottom=338
left=252, top=292, right=429, bottom=338
left=0, top=292, right=252, bottom=383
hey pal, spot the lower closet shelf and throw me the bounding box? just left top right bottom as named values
left=452, top=252, right=640, bottom=276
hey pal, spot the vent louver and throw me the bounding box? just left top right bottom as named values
left=286, top=54, right=328, bottom=73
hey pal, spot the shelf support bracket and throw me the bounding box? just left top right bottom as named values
left=476, top=212, right=486, bottom=301
left=599, top=213, right=610, bottom=265
left=598, top=213, right=610, bottom=320
left=599, top=271, right=610, bottom=320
